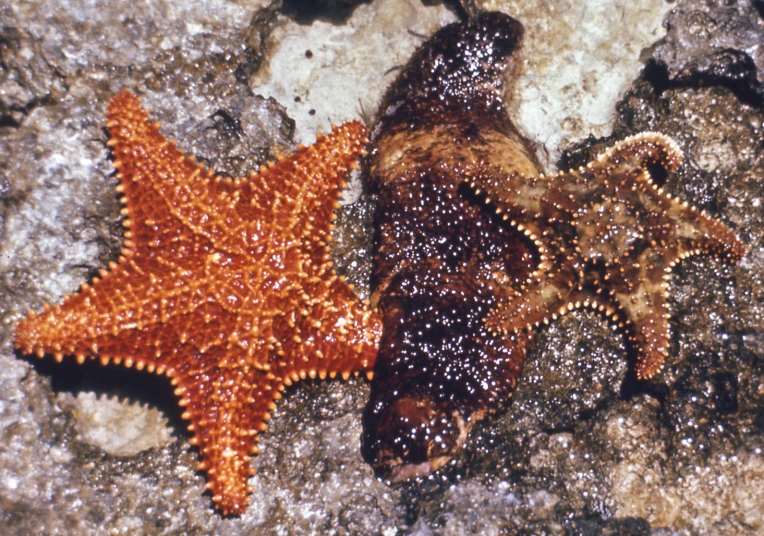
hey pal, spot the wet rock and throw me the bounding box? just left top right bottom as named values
left=651, top=0, right=764, bottom=104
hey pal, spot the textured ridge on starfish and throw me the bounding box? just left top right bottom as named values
left=470, top=132, right=746, bottom=380
left=15, top=89, right=382, bottom=515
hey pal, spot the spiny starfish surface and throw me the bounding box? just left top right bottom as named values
left=470, top=132, right=746, bottom=379
left=15, top=90, right=382, bottom=515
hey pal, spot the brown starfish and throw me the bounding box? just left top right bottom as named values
left=14, top=90, right=382, bottom=515
left=470, top=132, right=746, bottom=379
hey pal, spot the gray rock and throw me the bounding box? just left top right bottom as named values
left=652, top=0, right=764, bottom=102
left=482, top=0, right=675, bottom=168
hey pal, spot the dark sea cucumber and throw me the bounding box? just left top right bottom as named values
left=361, top=12, right=541, bottom=481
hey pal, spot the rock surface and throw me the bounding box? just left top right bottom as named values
left=0, top=0, right=762, bottom=534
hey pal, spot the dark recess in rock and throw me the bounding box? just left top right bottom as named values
left=280, top=0, right=373, bottom=25
left=421, top=0, right=479, bottom=20
left=0, top=24, right=64, bottom=126
left=237, top=1, right=282, bottom=84
left=564, top=514, right=651, bottom=536
left=643, top=55, right=763, bottom=107
left=651, top=0, right=764, bottom=105
left=755, top=0, right=764, bottom=18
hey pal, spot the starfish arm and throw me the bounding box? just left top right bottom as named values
left=660, top=200, right=746, bottom=263
left=242, top=122, right=369, bottom=240
left=586, top=131, right=745, bottom=262
left=590, top=131, right=685, bottom=175
left=14, top=256, right=209, bottom=365
left=468, top=168, right=588, bottom=334
left=484, top=248, right=582, bottom=334
left=169, top=352, right=282, bottom=516
left=271, top=277, right=382, bottom=384
left=107, top=91, right=368, bottom=259
left=605, top=254, right=672, bottom=379
left=106, top=90, right=243, bottom=252
left=608, top=239, right=741, bottom=380
left=469, top=171, right=550, bottom=226
left=15, top=274, right=237, bottom=369
left=212, top=121, right=368, bottom=262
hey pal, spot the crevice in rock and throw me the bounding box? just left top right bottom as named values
left=643, top=56, right=763, bottom=108
left=280, top=0, right=373, bottom=25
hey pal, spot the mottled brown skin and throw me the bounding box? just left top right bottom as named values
left=362, top=12, right=541, bottom=481
left=361, top=12, right=745, bottom=482
left=470, top=133, right=745, bottom=380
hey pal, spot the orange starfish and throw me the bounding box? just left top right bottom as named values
left=14, top=90, right=382, bottom=515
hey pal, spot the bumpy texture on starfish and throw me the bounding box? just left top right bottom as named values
left=15, top=90, right=382, bottom=515
left=470, top=132, right=746, bottom=379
